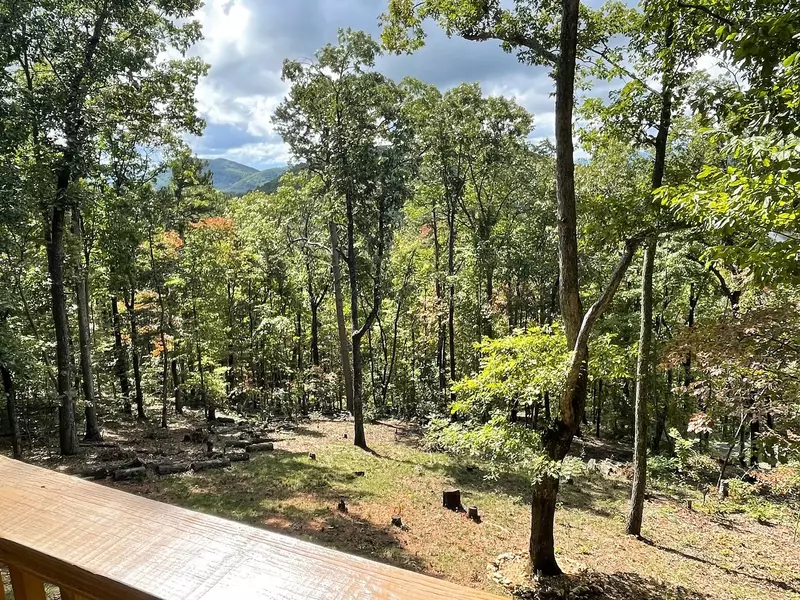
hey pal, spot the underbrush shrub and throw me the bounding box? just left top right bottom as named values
left=647, top=455, right=680, bottom=480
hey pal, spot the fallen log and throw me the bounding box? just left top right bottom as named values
left=228, top=453, right=250, bottom=463
left=214, top=416, right=236, bottom=424
left=155, top=463, right=191, bottom=476
left=224, top=439, right=251, bottom=449
left=79, top=466, right=111, bottom=480
left=246, top=443, right=274, bottom=453
left=113, top=466, right=146, bottom=482
left=191, top=458, right=231, bottom=472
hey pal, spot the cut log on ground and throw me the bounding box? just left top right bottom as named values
left=354, top=471, right=365, bottom=477
left=246, top=442, right=274, bottom=453
left=79, top=441, right=119, bottom=448
left=443, top=489, right=462, bottom=511
left=228, top=453, right=250, bottom=463
left=191, top=458, right=231, bottom=472
left=224, top=439, right=251, bottom=449
left=214, top=417, right=236, bottom=424
left=155, top=463, right=191, bottom=476
left=113, top=466, right=146, bottom=481
left=79, top=466, right=111, bottom=480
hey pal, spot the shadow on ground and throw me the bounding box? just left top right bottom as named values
left=514, top=571, right=709, bottom=600
left=127, top=449, right=427, bottom=573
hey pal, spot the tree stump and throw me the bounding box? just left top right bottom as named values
left=309, top=453, right=317, bottom=461
left=191, top=458, right=231, bottom=472
left=718, top=480, right=730, bottom=500
left=391, top=515, right=403, bottom=528
left=467, top=506, right=480, bottom=523
left=206, top=440, right=214, bottom=455
left=443, top=489, right=462, bottom=511
left=246, top=442, right=274, bottom=453
left=343, top=433, right=348, bottom=439
left=337, top=499, right=348, bottom=513
left=155, top=463, right=191, bottom=476
left=113, top=466, right=146, bottom=481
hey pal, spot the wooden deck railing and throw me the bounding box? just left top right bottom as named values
left=0, top=456, right=503, bottom=600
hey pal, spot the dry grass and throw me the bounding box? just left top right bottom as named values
left=7, top=417, right=800, bottom=600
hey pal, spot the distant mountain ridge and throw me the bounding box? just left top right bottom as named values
left=156, top=157, right=287, bottom=194
left=204, top=158, right=287, bottom=194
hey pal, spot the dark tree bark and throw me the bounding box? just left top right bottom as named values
left=329, top=222, right=354, bottom=413
left=171, top=359, right=183, bottom=414
left=447, top=197, right=457, bottom=404
left=1, top=363, right=22, bottom=459
left=72, top=211, right=101, bottom=441
left=47, top=198, right=78, bottom=455
left=125, top=290, right=145, bottom=420
left=626, top=239, right=656, bottom=537
left=110, top=295, right=131, bottom=414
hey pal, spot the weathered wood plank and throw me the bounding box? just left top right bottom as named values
left=0, top=456, right=502, bottom=600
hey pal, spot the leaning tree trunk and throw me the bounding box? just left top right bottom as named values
left=1, top=363, right=22, bottom=459
left=626, top=238, right=656, bottom=537
left=329, top=221, right=354, bottom=413
left=72, top=211, right=101, bottom=441
left=47, top=198, right=78, bottom=455
left=110, top=295, right=131, bottom=414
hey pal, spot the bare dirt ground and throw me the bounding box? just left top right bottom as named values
left=4, top=415, right=800, bottom=600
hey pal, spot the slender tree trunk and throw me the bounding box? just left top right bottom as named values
left=171, top=359, right=183, bottom=414
left=1, top=363, right=22, bottom=459
left=447, top=200, right=457, bottom=404
left=329, top=222, right=354, bottom=412
left=626, top=238, right=656, bottom=537
left=72, top=211, right=101, bottom=441
left=126, top=290, right=145, bottom=420
left=110, top=295, right=131, bottom=414
left=595, top=379, right=603, bottom=438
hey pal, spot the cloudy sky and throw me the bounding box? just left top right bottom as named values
left=185, top=0, right=590, bottom=169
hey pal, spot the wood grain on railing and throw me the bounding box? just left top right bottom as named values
left=0, top=456, right=504, bottom=600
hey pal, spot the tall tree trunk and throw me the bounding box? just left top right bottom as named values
left=1, top=363, right=22, bottom=459
left=110, top=295, right=131, bottom=414
left=527, top=0, right=583, bottom=576
left=595, top=379, right=603, bottom=438
left=447, top=200, right=457, bottom=405
left=432, top=206, right=447, bottom=394
left=72, top=211, right=101, bottom=441
left=346, top=202, right=367, bottom=448
left=47, top=194, right=78, bottom=455
left=329, top=222, right=354, bottom=413
left=171, top=359, right=183, bottom=414
left=126, top=290, right=145, bottom=420
left=626, top=239, right=656, bottom=537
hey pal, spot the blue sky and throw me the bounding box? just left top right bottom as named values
left=186, top=0, right=639, bottom=169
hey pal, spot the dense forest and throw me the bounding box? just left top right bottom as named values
left=1, top=0, right=799, bottom=586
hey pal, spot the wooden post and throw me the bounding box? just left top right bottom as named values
left=9, top=566, right=46, bottom=600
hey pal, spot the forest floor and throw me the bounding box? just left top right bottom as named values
left=3, top=414, right=800, bottom=600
